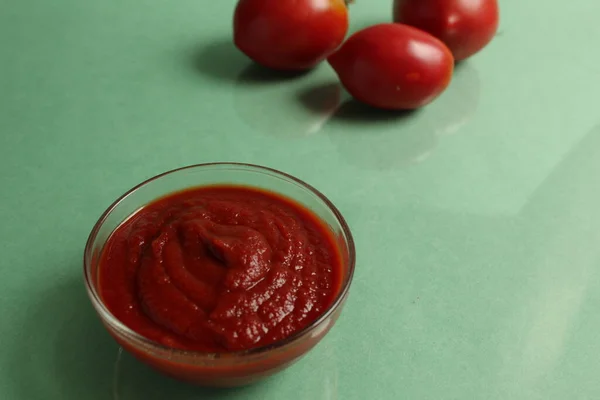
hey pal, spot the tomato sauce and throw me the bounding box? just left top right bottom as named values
left=98, top=185, right=343, bottom=352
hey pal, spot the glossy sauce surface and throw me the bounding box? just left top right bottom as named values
left=99, top=186, right=342, bottom=352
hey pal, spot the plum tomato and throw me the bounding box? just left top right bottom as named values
left=327, top=23, right=454, bottom=110
left=233, top=0, right=350, bottom=71
left=393, top=0, right=499, bottom=61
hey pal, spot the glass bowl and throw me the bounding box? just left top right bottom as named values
left=83, top=163, right=355, bottom=387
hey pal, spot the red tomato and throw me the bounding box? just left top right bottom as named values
left=234, top=0, right=349, bottom=71
left=327, top=24, right=454, bottom=110
left=393, top=0, right=499, bottom=61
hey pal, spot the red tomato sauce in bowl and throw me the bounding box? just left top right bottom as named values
left=84, top=163, right=355, bottom=387
left=98, top=185, right=343, bottom=353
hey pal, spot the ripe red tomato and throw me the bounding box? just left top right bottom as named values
left=328, top=24, right=454, bottom=110
left=393, top=0, right=499, bottom=61
left=234, top=0, right=349, bottom=71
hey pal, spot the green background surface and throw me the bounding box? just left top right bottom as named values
left=2, top=0, right=600, bottom=398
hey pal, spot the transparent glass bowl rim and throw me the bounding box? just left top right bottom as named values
left=83, top=162, right=356, bottom=360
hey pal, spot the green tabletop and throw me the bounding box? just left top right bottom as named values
left=2, top=0, right=600, bottom=398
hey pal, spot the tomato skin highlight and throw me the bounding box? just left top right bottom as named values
left=233, top=0, right=349, bottom=71
left=393, top=0, right=499, bottom=61
left=327, top=24, right=454, bottom=110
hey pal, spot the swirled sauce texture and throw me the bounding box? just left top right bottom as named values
left=99, top=186, right=342, bottom=352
